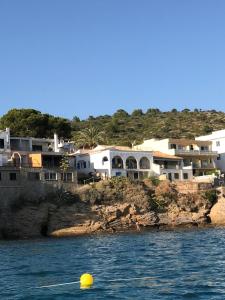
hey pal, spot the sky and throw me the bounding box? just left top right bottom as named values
left=0, top=0, right=225, bottom=120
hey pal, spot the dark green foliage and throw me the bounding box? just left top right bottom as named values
left=203, top=189, right=218, bottom=205
left=2, top=108, right=225, bottom=144
left=71, top=108, right=225, bottom=146
left=0, top=109, right=71, bottom=138
left=149, top=176, right=160, bottom=186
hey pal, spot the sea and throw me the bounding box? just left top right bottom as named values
left=1, top=227, right=225, bottom=299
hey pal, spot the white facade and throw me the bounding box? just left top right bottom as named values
left=196, top=130, right=225, bottom=172
left=76, top=146, right=193, bottom=181
left=76, top=148, right=154, bottom=180
left=0, top=128, right=11, bottom=152
left=134, top=138, right=214, bottom=155
left=0, top=128, right=75, bottom=155
left=135, top=138, right=217, bottom=177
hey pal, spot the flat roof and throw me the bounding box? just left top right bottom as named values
left=169, top=138, right=212, bottom=146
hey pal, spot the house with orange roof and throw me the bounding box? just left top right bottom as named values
left=75, top=145, right=193, bottom=182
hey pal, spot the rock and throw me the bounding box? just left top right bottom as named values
left=209, top=197, right=225, bottom=225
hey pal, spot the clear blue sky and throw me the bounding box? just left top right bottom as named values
left=0, top=0, right=225, bottom=119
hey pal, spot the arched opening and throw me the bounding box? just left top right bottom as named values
left=126, top=156, right=137, bottom=169
left=102, top=156, right=109, bottom=165
left=139, top=157, right=150, bottom=169
left=112, top=156, right=123, bottom=169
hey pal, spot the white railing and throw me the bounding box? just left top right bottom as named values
left=175, top=149, right=217, bottom=155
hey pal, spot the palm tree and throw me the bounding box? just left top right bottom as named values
left=73, top=126, right=106, bottom=149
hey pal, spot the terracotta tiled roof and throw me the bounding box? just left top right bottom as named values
left=153, top=151, right=182, bottom=160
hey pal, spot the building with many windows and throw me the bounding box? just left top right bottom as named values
left=134, top=138, right=218, bottom=177
left=196, top=129, right=225, bottom=173
left=75, top=145, right=193, bottom=182
left=0, top=128, right=77, bottom=187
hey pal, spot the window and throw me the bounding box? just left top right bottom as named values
left=217, top=154, right=221, bottom=161
left=112, top=156, right=123, bottom=169
left=139, top=157, right=150, bottom=169
left=201, top=146, right=209, bottom=151
left=189, top=145, right=194, bottom=150
left=77, top=160, right=87, bottom=169
left=61, top=172, right=73, bottom=182
left=28, top=172, right=40, bottom=181
left=216, top=141, right=221, bottom=147
left=183, top=173, right=189, bottom=180
left=170, top=144, right=177, bottom=149
left=178, top=145, right=186, bottom=150
left=102, top=156, right=109, bottom=165
left=174, top=173, right=179, bottom=180
left=44, top=172, right=57, bottom=181
left=9, top=173, right=17, bottom=181
left=0, top=139, right=4, bottom=149
left=126, top=156, right=137, bottom=169
left=32, top=145, right=43, bottom=151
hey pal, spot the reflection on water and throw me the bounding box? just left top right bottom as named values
left=1, top=228, right=225, bottom=299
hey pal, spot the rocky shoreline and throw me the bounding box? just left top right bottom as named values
left=0, top=178, right=224, bottom=240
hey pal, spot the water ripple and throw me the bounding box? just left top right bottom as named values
left=1, top=228, right=225, bottom=299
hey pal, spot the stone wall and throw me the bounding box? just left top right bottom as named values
left=175, top=181, right=212, bottom=194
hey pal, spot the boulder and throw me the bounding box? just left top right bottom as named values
left=209, top=197, right=225, bottom=225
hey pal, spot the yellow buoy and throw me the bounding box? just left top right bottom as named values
left=80, top=273, right=94, bottom=289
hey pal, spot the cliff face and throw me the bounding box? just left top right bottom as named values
left=0, top=178, right=218, bottom=239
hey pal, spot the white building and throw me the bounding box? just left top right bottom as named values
left=134, top=138, right=218, bottom=177
left=75, top=145, right=193, bottom=181
left=0, top=128, right=11, bottom=166
left=196, top=130, right=225, bottom=173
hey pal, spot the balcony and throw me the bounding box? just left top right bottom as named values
left=192, top=163, right=215, bottom=169
left=174, top=149, right=218, bottom=156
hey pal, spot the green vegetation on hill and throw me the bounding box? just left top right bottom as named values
left=0, top=109, right=71, bottom=138
left=1, top=108, right=225, bottom=146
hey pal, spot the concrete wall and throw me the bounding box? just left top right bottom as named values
left=135, top=139, right=170, bottom=153
left=175, top=181, right=212, bottom=194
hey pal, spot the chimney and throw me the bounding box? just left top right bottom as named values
left=54, top=133, right=59, bottom=152
left=6, top=128, right=10, bottom=149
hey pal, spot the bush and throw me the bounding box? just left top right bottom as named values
left=203, top=189, right=218, bottom=205
left=148, top=176, right=160, bottom=186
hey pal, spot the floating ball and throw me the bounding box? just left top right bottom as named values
left=80, top=273, right=94, bottom=289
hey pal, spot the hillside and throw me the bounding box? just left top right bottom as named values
left=1, top=108, right=225, bottom=146
left=72, top=108, right=225, bottom=146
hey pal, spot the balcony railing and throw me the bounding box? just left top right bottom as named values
left=174, top=149, right=217, bottom=156
left=192, top=163, right=215, bottom=169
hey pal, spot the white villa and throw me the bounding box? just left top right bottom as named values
left=196, top=129, right=225, bottom=173
left=75, top=145, right=193, bottom=181
left=134, top=138, right=218, bottom=177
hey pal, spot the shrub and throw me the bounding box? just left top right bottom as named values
left=203, top=189, right=218, bottom=205
left=148, top=176, right=160, bottom=186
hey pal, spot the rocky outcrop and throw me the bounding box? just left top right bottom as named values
left=0, top=178, right=218, bottom=239
left=209, top=188, right=225, bottom=225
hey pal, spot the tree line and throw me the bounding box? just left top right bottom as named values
left=1, top=108, right=225, bottom=148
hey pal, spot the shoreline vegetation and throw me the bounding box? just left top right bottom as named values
left=0, top=177, right=223, bottom=240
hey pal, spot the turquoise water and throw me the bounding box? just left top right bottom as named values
left=1, top=228, right=225, bottom=299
